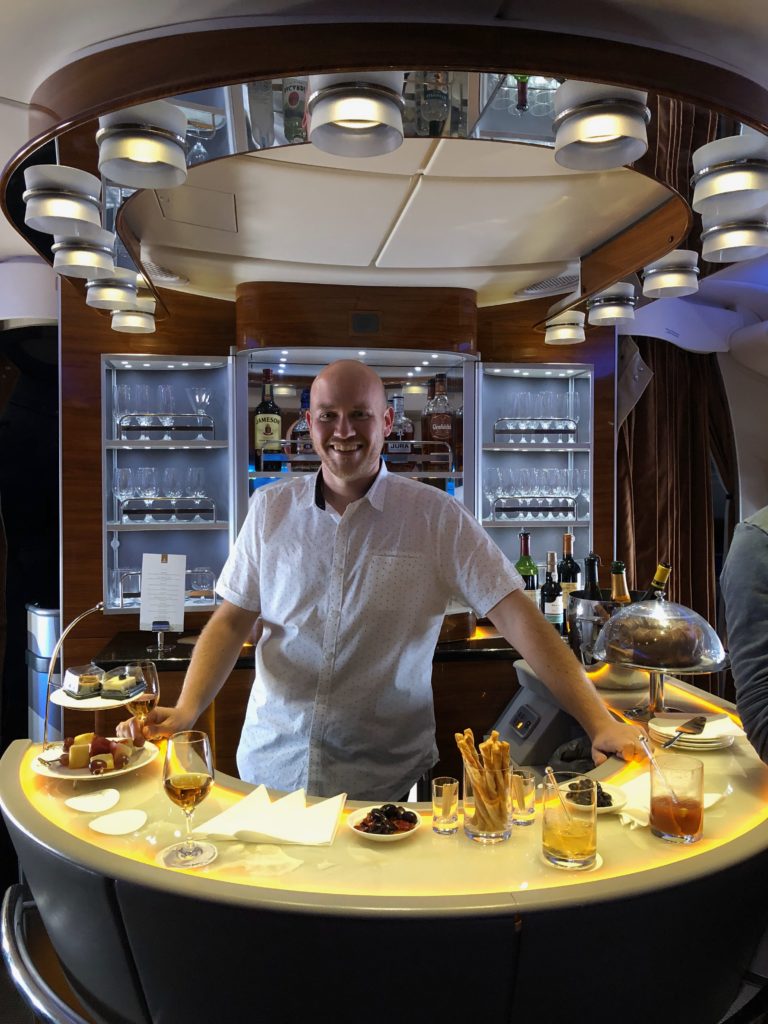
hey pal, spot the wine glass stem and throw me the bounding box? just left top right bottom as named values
left=182, top=810, right=197, bottom=854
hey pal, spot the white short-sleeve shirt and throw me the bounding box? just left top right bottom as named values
left=216, top=462, right=522, bottom=799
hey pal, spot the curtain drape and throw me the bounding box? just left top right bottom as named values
left=617, top=341, right=736, bottom=646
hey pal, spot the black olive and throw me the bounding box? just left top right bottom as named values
left=400, top=811, right=418, bottom=824
left=381, top=804, right=398, bottom=819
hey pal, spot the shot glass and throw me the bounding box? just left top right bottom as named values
left=542, top=771, right=597, bottom=870
left=649, top=753, right=704, bottom=844
left=462, top=764, right=512, bottom=844
left=431, top=776, right=459, bottom=835
left=510, top=767, right=536, bottom=826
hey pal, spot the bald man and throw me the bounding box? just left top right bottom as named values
left=122, top=360, right=644, bottom=798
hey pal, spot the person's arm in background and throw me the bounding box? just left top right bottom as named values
left=721, top=521, right=768, bottom=763
left=487, top=589, right=646, bottom=764
left=118, top=599, right=258, bottom=742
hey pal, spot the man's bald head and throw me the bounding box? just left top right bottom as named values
left=310, top=359, right=388, bottom=413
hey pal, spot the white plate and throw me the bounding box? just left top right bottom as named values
left=65, top=789, right=120, bottom=813
left=347, top=806, right=423, bottom=843
left=89, top=810, right=147, bottom=836
left=50, top=688, right=137, bottom=711
left=561, top=782, right=627, bottom=815
left=648, top=730, right=736, bottom=752
left=32, top=741, right=158, bottom=781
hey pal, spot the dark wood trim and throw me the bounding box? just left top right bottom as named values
left=235, top=282, right=477, bottom=353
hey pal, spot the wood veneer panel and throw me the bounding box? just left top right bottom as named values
left=477, top=310, right=616, bottom=564
left=236, top=282, right=477, bottom=352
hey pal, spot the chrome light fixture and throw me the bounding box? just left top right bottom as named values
left=587, top=282, right=637, bottom=331
left=97, top=100, right=188, bottom=189
left=700, top=218, right=768, bottom=263
left=51, top=227, right=115, bottom=279
left=22, top=165, right=103, bottom=237
left=544, top=309, right=586, bottom=345
left=691, top=131, right=768, bottom=221
left=642, top=250, right=700, bottom=298
left=553, top=81, right=650, bottom=171
left=86, top=267, right=140, bottom=310
left=307, top=72, right=405, bottom=157
left=111, top=295, right=156, bottom=333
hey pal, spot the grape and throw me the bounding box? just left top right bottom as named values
left=62, top=737, right=74, bottom=752
left=59, top=751, right=69, bottom=767
left=89, top=759, right=106, bottom=775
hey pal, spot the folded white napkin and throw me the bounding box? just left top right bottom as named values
left=617, top=772, right=724, bottom=828
left=193, top=786, right=347, bottom=846
left=649, top=715, right=745, bottom=741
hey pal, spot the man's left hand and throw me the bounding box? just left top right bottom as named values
left=590, top=722, right=648, bottom=765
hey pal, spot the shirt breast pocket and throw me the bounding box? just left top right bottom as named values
left=365, top=552, right=431, bottom=615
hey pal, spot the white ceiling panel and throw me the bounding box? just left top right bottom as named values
left=424, top=138, right=586, bottom=178
left=377, top=170, right=668, bottom=268
left=253, top=138, right=437, bottom=176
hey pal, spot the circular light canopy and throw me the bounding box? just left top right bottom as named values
left=587, top=282, right=637, bottom=331
left=22, top=165, right=103, bottom=237
left=700, top=221, right=768, bottom=263
left=308, top=72, right=405, bottom=158
left=86, top=267, right=140, bottom=310
left=544, top=309, right=586, bottom=345
left=111, top=296, right=157, bottom=334
left=642, top=250, right=700, bottom=298
left=553, top=81, right=649, bottom=171
left=51, top=227, right=115, bottom=279
left=97, top=100, right=188, bottom=189
left=691, top=131, right=768, bottom=221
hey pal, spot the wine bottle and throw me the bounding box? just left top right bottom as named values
left=254, top=369, right=281, bottom=471
left=583, top=552, right=602, bottom=601
left=610, top=560, right=632, bottom=604
left=515, top=531, right=539, bottom=603
left=540, top=551, right=564, bottom=634
left=640, top=560, right=672, bottom=601
left=557, top=533, right=582, bottom=607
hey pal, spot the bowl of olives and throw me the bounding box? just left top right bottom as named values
left=347, top=803, right=423, bottom=842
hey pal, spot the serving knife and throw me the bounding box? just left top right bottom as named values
left=660, top=715, right=708, bottom=748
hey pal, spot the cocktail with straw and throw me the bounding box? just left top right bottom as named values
left=542, top=767, right=597, bottom=869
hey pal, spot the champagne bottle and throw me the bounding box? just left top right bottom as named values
left=515, top=531, right=539, bottom=603
left=610, top=560, right=632, bottom=604
left=254, top=369, right=281, bottom=471
left=540, top=551, right=564, bottom=633
left=640, top=560, right=672, bottom=601
left=583, top=552, right=602, bottom=601
left=557, top=533, right=582, bottom=607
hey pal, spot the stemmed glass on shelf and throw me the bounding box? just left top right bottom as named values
left=186, top=466, right=206, bottom=519
left=112, top=467, right=135, bottom=522
left=134, top=383, right=154, bottom=440
left=161, top=467, right=183, bottom=521
left=160, top=730, right=217, bottom=869
left=158, top=385, right=175, bottom=440
left=186, top=386, right=214, bottom=440
left=136, top=466, right=159, bottom=522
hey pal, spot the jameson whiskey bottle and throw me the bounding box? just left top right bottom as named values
left=287, top=387, right=318, bottom=473
left=610, top=560, right=632, bottom=603
left=583, top=552, right=603, bottom=601
left=640, top=560, right=672, bottom=601
left=557, top=533, right=582, bottom=609
left=515, top=531, right=539, bottom=603
left=540, top=551, right=564, bottom=634
left=254, top=369, right=281, bottom=471
left=424, top=372, right=454, bottom=472
left=387, top=394, right=416, bottom=472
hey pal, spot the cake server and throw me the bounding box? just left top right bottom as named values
left=660, top=715, right=707, bottom=748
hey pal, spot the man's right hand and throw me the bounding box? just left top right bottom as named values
left=116, top=705, right=193, bottom=744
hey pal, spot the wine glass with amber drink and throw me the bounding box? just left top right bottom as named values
left=160, top=730, right=217, bottom=869
left=124, top=660, right=160, bottom=729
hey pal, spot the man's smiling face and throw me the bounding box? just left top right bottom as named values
left=308, top=361, right=393, bottom=489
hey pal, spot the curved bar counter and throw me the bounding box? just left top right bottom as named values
left=2, top=678, right=768, bottom=1024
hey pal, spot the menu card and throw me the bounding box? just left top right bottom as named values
left=139, top=553, right=186, bottom=633
left=193, top=786, right=347, bottom=846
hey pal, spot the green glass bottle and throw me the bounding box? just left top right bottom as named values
left=515, top=531, right=539, bottom=603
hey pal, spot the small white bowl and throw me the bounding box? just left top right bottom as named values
left=347, top=806, right=423, bottom=843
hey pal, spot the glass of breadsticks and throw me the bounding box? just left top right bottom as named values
left=455, top=728, right=518, bottom=843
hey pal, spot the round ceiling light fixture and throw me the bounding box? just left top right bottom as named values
left=642, top=250, right=700, bottom=298
left=691, top=130, right=768, bottom=221
left=111, top=295, right=157, bottom=334
left=700, top=219, right=768, bottom=263
left=22, top=165, right=103, bottom=237
left=51, top=227, right=115, bottom=279
left=544, top=309, right=586, bottom=345
left=307, top=72, right=405, bottom=158
left=553, top=81, right=650, bottom=171
left=85, top=267, right=140, bottom=310
left=97, top=100, right=188, bottom=189
left=587, top=282, right=637, bottom=332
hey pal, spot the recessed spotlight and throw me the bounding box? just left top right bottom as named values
left=493, top=369, right=501, bottom=374
left=167, top=364, right=175, bottom=369
left=358, top=350, right=367, bottom=356
left=121, top=361, right=130, bottom=366
left=545, top=371, right=553, bottom=375
left=422, top=360, right=429, bottom=365
left=281, top=350, right=288, bottom=355
left=181, top=362, right=189, bottom=367
left=513, top=369, right=521, bottom=375
left=407, top=372, right=414, bottom=377
left=143, top=363, right=150, bottom=367
left=431, top=354, right=438, bottom=359
left=558, top=373, right=566, bottom=377
left=204, top=362, right=212, bottom=367
left=522, top=371, right=530, bottom=376
left=279, top=357, right=287, bottom=362
left=277, top=367, right=285, bottom=374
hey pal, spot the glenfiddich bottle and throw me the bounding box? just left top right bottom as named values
left=640, top=560, right=672, bottom=601
left=540, top=551, right=564, bottom=634
left=610, top=560, right=632, bottom=604
left=515, top=531, right=539, bottom=603
left=557, top=533, right=581, bottom=607
left=254, top=369, right=281, bottom=471
left=583, top=552, right=603, bottom=601
left=424, top=372, right=454, bottom=472
left=388, top=394, right=416, bottom=472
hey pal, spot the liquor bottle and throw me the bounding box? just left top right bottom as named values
left=583, top=552, right=602, bottom=601
left=540, top=551, right=564, bottom=633
left=423, top=373, right=454, bottom=472
left=640, top=560, right=672, bottom=601
left=557, top=533, right=582, bottom=608
left=454, top=404, right=463, bottom=473
left=282, top=76, right=307, bottom=144
left=421, top=377, right=435, bottom=441
left=246, top=80, right=275, bottom=150
left=387, top=394, right=416, bottom=472
left=287, top=387, right=318, bottom=473
left=515, top=531, right=539, bottom=603
left=415, top=71, right=450, bottom=137
left=254, top=369, right=281, bottom=471
left=610, top=560, right=632, bottom=603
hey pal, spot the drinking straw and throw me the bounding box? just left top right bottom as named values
left=545, top=766, right=572, bottom=821
left=638, top=733, right=680, bottom=805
